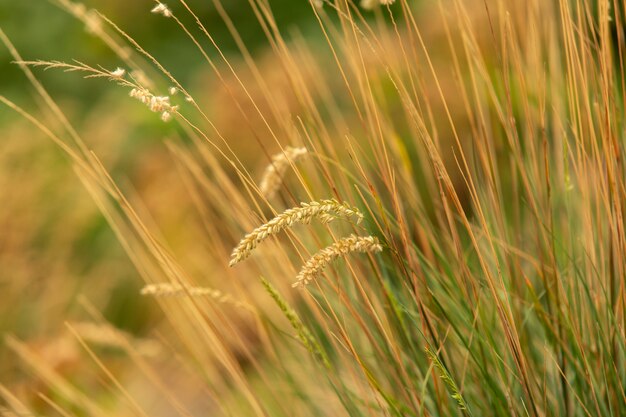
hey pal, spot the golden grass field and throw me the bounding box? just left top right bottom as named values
left=1, top=0, right=625, bottom=416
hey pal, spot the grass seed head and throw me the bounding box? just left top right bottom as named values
left=229, top=199, right=364, bottom=266
left=151, top=2, right=172, bottom=18
left=258, top=146, right=308, bottom=198
left=293, top=234, right=382, bottom=287
left=109, top=67, right=125, bottom=78
left=129, top=87, right=178, bottom=121
left=141, top=283, right=254, bottom=311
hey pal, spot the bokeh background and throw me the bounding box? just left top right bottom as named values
left=4, top=1, right=625, bottom=415
left=0, top=0, right=323, bottom=390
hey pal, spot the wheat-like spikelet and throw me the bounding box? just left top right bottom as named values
left=258, top=146, right=308, bottom=198
left=293, top=234, right=382, bottom=287
left=360, top=0, right=378, bottom=9
left=426, top=347, right=470, bottom=412
left=229, top=199, right=364, bottom=266
left=140, top=283, right=253, bottom=311
left=260, top=277, right=330, bottom=367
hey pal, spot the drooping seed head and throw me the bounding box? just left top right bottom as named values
left=258, top=146, right=308, bottom=199
left=293, top=234, right=382, bottom=287
left=229, top=199, right=364, bottom=266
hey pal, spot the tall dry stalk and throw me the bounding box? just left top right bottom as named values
left=1, top=0, right=624, bottom=416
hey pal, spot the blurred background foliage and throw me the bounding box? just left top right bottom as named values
left=0, top=0, right=326, bottom=384
left=0, top=0, right=317, bottom=111
left=2, top=1, right=626, bottom=415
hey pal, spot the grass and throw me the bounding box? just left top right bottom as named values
left=1, top=0, right=625, bottom=416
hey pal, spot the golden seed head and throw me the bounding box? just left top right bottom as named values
left=293, top=234, right=382, bottom=287
left=129, top=87, right=177, bottom=122
left=229, top=199, right=364, bottom=266
left=140, top=283, right=253, bottom=311
left=259, top=146, right=308, bottom=198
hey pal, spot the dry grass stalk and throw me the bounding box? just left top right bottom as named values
left=293, top=234, right=382, bottom=287
left=140, top=283, right=253, bottom=311
left=5, top=0, right=625, bottom=414
left=17, top=60, right=130, bottom=83
left=229, top=199, right=364, bottom=266
left=258, top=146, right=308, bottom=198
